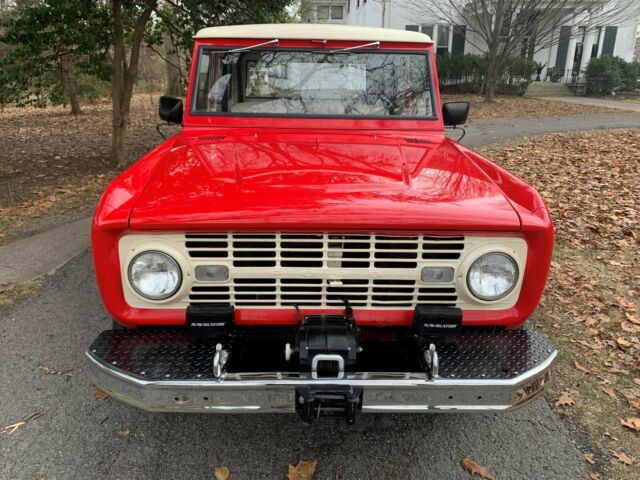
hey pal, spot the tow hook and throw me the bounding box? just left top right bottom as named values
left=424, top=343, right=439, bottom=379
left=213, top=343, right=229, bottom=379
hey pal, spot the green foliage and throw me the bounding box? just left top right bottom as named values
left=505, top=56, right=537, bottom=80
left=0, top=0, right=111, bottom=108
left=159, top=0, right=294, bottom=65
left=437, top=53, right=536, bottom=96
left=585, top=55, right=638, bottom=94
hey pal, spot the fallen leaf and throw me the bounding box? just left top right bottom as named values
left=33, top=475, right=48, bottom=480
left=555, top=392, right=575, bottom=407
left=214, top=465, right=230, bottom=480
left=288, top=459, right=317, bottom=480
left=461, top=458, right=495, bottom=480
left=0, top=411, right=44, bottom=435
left=612, top=451, right=634, bottom=465
left=583, top=453, right=595, bottom=465
left=94, top=389, right=110, bottom=400
left=38, top=364, right=58, bottom=374
left=116, top=426, right=129, bottom=438
left=629, top=399, right=640, bottom=412
left=616, top=337, right=632, bottom=348
left=620, top=417, right=640, bottom=432
left=574, top=361, right=591, bottom=374
left=38, top=364, right=75, bottom=378
left=602, top=387, right=617, bottom=400
left=633, top=379, right=640, bottom=386
left=626, top=313, right=640, bottom=325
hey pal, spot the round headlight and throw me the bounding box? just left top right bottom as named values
left=128, top=251, right=182, bottom=300
left=467, top=252, right=518, bottom=301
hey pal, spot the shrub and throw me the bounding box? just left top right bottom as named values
left=436, top=53, right=487, bottom=92
left=437, top=53, right=536, bottom=96
left=585, top=55, right=638, bottom=94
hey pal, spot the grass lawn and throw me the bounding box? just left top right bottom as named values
left=481, top=129, right=640, bottom=479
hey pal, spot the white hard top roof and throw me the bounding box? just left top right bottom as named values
left=195, top=23, right=432, bottom=43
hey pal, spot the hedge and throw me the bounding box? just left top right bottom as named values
left=585, top=55, right=640, bottom=94
left=436, top=53, right=537, bottom=95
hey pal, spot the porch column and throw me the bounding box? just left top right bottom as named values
left=564, top=26, right=577, bottom=80
left=579, top=29, right=596, bottom=75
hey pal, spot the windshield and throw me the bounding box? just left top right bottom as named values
left=192, top=48, right=435, bottom=118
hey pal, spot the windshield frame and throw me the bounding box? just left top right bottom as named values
left=189, top=45, right=438, bottom=121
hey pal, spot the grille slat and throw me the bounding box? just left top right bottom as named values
left=185, top=233, right=464, bottom=308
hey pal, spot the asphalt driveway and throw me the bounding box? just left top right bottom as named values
left=0, top=251, right=587, bottom=479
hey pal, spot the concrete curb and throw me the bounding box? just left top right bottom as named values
left=0, top=216, right=92, bottom=284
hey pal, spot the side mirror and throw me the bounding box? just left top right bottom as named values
left=159, top=95, right=183, bottom=124
left=442, top=101, right=469, bottom=127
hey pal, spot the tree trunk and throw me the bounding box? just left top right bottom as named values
left=110, top=0, right=155, bottom=167
left=61, top=54, right=81, bottom=115
left=484, top=58, right=500, bottom=102
left=163, top=33, right=182, bottom=97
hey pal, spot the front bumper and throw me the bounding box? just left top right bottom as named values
left=86, top=328, right=557, bottom=414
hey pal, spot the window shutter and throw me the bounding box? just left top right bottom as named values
left=405, top=25, right=419, bottom=32
left=602, top=26, right=617, bottom=55
left=555, top=26, right=571, bottom=69
left=452, top=25, right=466, bottom=55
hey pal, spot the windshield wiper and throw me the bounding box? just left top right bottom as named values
left=329, top=41, right=380, bottom=54
left=226, top=38, right=279, bottom=53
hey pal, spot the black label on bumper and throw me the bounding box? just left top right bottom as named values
left=413, top=305, right=462, bottom=336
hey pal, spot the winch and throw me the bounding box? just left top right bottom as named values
left=287, top=303, right=363, bottom=423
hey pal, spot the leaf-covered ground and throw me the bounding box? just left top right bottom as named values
left=481, top=130, right=640, bottom=479
left=0, top=95, right=179, bottom=244
left=442, top=94, right=620, bottom=120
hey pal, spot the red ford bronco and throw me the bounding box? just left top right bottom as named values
left=87, top=24, right=556, bottom=423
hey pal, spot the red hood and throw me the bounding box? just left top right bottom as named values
left=129, top=131, right=521, bottom=232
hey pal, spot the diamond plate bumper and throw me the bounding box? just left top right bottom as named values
left=86, top=328, right=557, bottom=414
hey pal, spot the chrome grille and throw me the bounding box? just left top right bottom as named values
left=185, top=233, right=464, bottom=308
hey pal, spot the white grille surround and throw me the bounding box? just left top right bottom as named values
left=118, top=233, right=527, bottom=311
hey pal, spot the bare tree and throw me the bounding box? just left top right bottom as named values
left=406, top=0, right=639, bottom=101
left=111, top=0, right=156, bottom=167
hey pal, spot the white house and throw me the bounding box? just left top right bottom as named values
left=301, top=0, right=640, bottom=81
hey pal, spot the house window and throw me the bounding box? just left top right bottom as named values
left=437, top=25, right=450, bottom=55
left=591, top=27, right=602, bottom=58
left=421, top=25, right=434, bottom=39
left=317, top=6, right=330, bottom=20
left=317, top=4, right=343, bottom=20
left=405, top=25, right=419, bottom=32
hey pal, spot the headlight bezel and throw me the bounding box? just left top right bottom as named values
left=127, top=250, right=183, bottom=301
left=466, top=251, right=519, bottom=302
